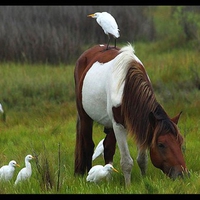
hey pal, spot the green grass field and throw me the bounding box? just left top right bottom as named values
left=0, top=41, right=200, bottom=194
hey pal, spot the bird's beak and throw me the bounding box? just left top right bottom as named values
left=32, top=156, right=36, bottom=159
left=87, top=14, right=94, bottom=18
left=16, top=164, right=20, bottom=167
left=112, top=167, right=119, bottom=173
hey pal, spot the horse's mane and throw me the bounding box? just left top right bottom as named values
left=111, top=44, right=144, bottom=92
left=113, top=44, right=179, bottom=149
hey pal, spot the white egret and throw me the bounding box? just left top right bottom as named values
left=92, top=138, right=104, bottom=161
left=0, top=103, right=4, bottom=113
left=14, top=154, right=35, bottom=185
left=0, top=160, right=20, bottom=181
left=86, top=163, right=118, bottom=183
left=87, top=12, right=120, bottom=50
left=0, top=103, right=6, bottom=122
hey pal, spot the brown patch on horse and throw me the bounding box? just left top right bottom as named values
left=112, top=106, right=125, bottom=126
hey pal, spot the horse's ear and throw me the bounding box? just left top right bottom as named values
left=149, top=112, right=157, bottom=129
left=171, top=111, right=182, bottom=124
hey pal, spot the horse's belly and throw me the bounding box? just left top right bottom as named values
left=82, top=61, right=112, bottom=127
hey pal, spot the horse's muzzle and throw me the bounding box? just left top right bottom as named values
left=167, top=166, right=190, bottom=180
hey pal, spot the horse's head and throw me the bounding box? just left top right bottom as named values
left=149, top=111, right=189, bottom=179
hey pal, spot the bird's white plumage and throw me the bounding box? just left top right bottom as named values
left=0, top=160, right=20, bottom=181
left=86, top=163, right=118, bottom=183
left=92, top=138, right=104, bottom=161
left=0, top=103, right=4, bottom=113
left=14, top=154, right=35, bottom=185
left=88, top=12, right=120, bottom=49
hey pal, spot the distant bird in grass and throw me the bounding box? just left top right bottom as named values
left=87, top=12, right=120, bottom=50
left=14, top=154, right=35, bottom=185
left=92, top=138, right=104, bottom=161
left=0, top=103, right=4, bottom=113
left=0, top=160, right=20, bottom=181
left=0, top=103, right=6, bottom=122
left=86, top=163, right=118, bottom=184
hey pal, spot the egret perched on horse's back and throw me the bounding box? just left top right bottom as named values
left=0, top=160, right=20, bottom=181
left=92, top=138, right=104, bottom=161
left=87, top=12, right=120, bottom=50
left=14, top=154, right=35, bottom=185
left=86, top=163, right=118, bottom=184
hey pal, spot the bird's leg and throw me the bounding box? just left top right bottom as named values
left=106, top=35, right=110, bottom=50
left=114, top=38, right=117, bottom=48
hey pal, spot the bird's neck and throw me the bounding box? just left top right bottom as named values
left=25, top=161, right=31, bottom=169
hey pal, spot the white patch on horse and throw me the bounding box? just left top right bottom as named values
left=82, top=44, right=145, bottom=128
left=82, top=60, right=115, bottom=127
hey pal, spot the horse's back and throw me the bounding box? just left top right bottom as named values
left=74, top=44, right=120, bottom=86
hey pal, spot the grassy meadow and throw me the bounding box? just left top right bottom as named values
left=0, top=40, right=200, bottom=194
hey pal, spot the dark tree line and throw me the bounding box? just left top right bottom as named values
left=0, top=6, right=156, bottom=64
left=0, top=6, right=198, bottom=64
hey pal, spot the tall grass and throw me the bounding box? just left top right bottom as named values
left=0, top=40, right=200, bottom=194
left=0, top=63, right=75, bottom=111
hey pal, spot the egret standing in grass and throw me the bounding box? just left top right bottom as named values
left=92, top=138, right=104, bottom=161
left=87, top=12, right=120, bottom=50
left=0, top=160, right=20, bottom=181
left=86, top=163, right=118, bottom=184
left=14, top=154, right=35, bottom=185
left=0, top=103, right=6, bottom=122
left=0, top=103, right=4, bottom=113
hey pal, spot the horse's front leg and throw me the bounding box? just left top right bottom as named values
left=136, top=147, right=148, bottom=176
left=113, top=122, right=133, bottom=186
left=74, top=113, right=94, bottom=175
left=103, top=127, right=116, bottom=165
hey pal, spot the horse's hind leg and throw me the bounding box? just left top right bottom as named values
left=74, top=114, right=94, bottom=175
left=103, top=128, right=116, bottom=165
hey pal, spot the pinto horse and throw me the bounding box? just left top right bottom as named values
left=74, top=43, right=188, bottom=186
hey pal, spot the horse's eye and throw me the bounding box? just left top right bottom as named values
left=158, top=143, right=165, bottom=149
